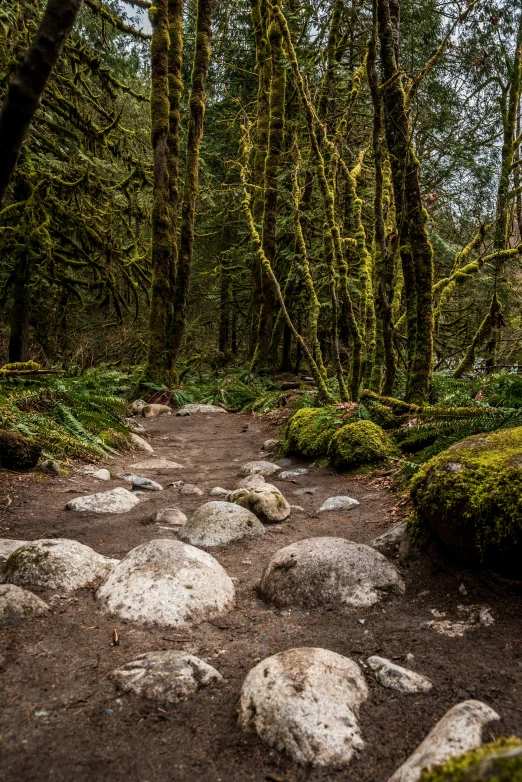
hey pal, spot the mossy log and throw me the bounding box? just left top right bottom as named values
left=0, top=430, right=41, bottom=470
left=410, top=427, right=522, bottom=576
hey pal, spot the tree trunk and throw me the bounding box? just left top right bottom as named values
left=168, top=0, right=213, bottom=376
left=8, top=258, right=31, bottom=363
left=142, top=0, right=172, bottom=386
left=0, top=0, right=83, bottom=209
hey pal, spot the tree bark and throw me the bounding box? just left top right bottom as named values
left=8, top=258, right=31, bottom=363
left=0, top=0, right=83, bottom=209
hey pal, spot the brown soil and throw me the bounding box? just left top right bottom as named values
left=0, top=411, right=521, bottom=782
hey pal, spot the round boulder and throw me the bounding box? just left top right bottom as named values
left=238, top=461, right=281, bottom=478
left=65, top=487, right=140, bottom=514
left=0, top=584, right=49, bottom=623
left=178, top=501, right=265, bottom=547
left=239, top=647, right=368, bottom=767
left=259, top=537, right=404, bottom=608
left=96, top=539, right=235, bottom=626
left=176, top=404, right=226, bottom=414
left=2, top=539, right=116, bottom=591
left=410, top=427, right=522, bottom=576
left=329, top=420, right=395, bottom=469
left=228, top=484, right=290, bottom=524
left=236, top=474, right=266, bottom=489
left=110, top=650, right=222, bottom=702
left=418, top=737, right=522, bottom=782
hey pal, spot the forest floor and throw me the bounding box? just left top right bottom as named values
left=0, top=410, right=521, bottom=782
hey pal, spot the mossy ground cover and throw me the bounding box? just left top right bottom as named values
left=420, top=738, right=522, bottom=782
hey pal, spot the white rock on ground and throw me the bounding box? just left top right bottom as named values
left=319, top=496, right=360, bottom=512
left=236, top=474, right=266, bottom=489
left=65, top=487, right=140, bottom=514
left=239, top=647, right=368, bottom=767
left=130, top=458, right=183, bottom=470
left=238, top=461, right=282, bottom=478
left=262, top=439, right=279, bottom=452
left=180, top=484, right=203, bottom=496
left=388, top=700, right=500, bottom=782
left=177, top=404, right=226, bottom=415
left=154, top=508, right=187, bottom=527
left=125, top=417, right=147, bottom=434
left=367, top=656, right=433, bottom=694
left=210, top=487, right=230, bottom=498
left=0, top=584, right=50, bottom=622
left=122, top=474, right=163, bottom=492
left=76, top=465, right=110, bottom=480
left=178, top=502, right=265, bottom=547
left=227, top=484, right=290, bottom=524
left=129, top=399, right=147, bottom=415
left=2, top=539, right=117, bottom=591
left=0, top=539, right=28, bottom=559
left=130, top=434, right=154, bottom=453
left=259, top=537, right=405, bottom=609
left=369, top=521, right=408, bottom=556
left=142, top=404, right=172, bottom=418
left=110, top=651, right=222, bottom=702
left=279, top=468, right=308, bottom=479
left=96, top=539, right=235, bottom=626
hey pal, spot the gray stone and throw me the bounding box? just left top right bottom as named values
left=142, top=404, right=172, bottom=418
left=122, top=474, right=163, bottom=492
left=279, top=468, right=308, bottom=479
left=369, top=521, right=408, bottom=556
left=0, top=539, right=28, bottom=560
left=154, top=508, right=187, bottom=527
left=236, top=474, right=266, bottom=489
left=130, top=434, right=154, bottom=453
left=177, top=404, right=226, bottom=415
left=238, top=461, right=281, bottom=478
left=96, top=539, right=235, bottom=627
left=239, top=647, right=368, bottom=767
left=367, top=656, right=433, bottom=694
left=40, top=459, right=61, bottom=476
left=228, top=484, right=291, bottom=524
left=179, top=484, right=203, bottom=496
left=129, top=399, right=147, bottom=415
left=275, top=458, right=293, bottom=467
left=318, top=496, right=360, bottom=512
left=262, top=439, right=279, bottom=452
left=259, top=537, right=405, bottom=609
left=2, top=539, right=116, bottom=592
left=293, top=487, right=318, bottom=495
left=178, top=502, right=265, bottom=547
left=130, top=459, right=182, bottom=471
left=110, top=651, right=222, bottom=702
left=176, top=409, right=191, bottom=417
left=290, top=505, right=305, bottom=513
left=65, top=487, right=140, bottom=513
left=388, top=701, right=500, bottom=782
left=125, top=418, right=147, bottom=434
left=209, top=487, right=230, bottom=498
left=0, top=584, right=49, bottom=623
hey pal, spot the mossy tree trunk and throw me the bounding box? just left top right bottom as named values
left=142, top=0, right=172, bottom=386
left=0, top=0, right=84, bottom=209
left=368, top=1, right=396, bottom=394
left=8, top=256, right=31, bottom=362
left=168, top=0, right=213, bottom=378
left=254, top=2, right=286, bottom=369
left=377, top=0, right=434, bottom=404
left=249, top=0, right=271, bottom=358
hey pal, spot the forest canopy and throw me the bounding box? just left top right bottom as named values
left=2, top=0, right=522, bottom=405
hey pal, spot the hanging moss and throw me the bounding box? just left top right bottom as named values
left=419, top=737, right=522, bottom=782
left=410, top=426, right=522, bottom=575
left=330, top=420, right=395, bottom=469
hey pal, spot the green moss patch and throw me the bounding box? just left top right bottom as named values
left=410, top=426, right=522, bottom=574
left=330, top=420, right=395, bottom=469
left=420, top=737, right=522, bottom=782
left=285, top=407, right=348, bottom=458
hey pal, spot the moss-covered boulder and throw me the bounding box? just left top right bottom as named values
left=0, top=430, right=41, bottom=470
left=410, top=427, right=522, bottom=575
left=330, top=420, right=395, bottom=470
left=285, top=407, right=347, bottom=458
left=420, top=737, right=522, bottom=782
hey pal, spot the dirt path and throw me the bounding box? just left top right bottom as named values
left=0, top=411, right=521, bottom=782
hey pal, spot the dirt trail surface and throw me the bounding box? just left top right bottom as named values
left=0, top=411, right=521, bottom=781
